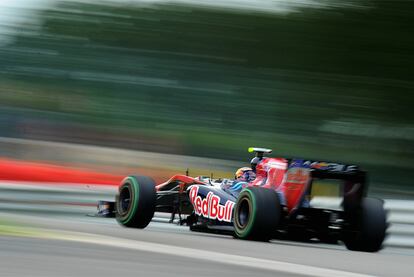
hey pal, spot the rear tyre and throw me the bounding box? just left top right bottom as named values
left=115, top=175, right=156, bottom=228
left=233, top=187, right=281, bottom=241
left=343, top=198, right=386, bottom=252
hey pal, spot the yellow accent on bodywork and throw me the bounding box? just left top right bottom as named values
left=311, top=181, right=340, bottom=197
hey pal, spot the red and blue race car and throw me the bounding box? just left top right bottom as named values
left=100, top=147, right=387, bottom=252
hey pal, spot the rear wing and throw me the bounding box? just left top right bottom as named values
left=310, top=166, right=367, bottom=212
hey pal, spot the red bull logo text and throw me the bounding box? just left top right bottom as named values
left=189, top=186, right=234, bottom=222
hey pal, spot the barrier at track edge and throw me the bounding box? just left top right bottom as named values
left=0, top=183, right=412, bottom=249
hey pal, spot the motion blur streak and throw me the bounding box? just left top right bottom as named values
left=0, top=2, right=413, bottom=276
left=19, top=229, right=374, bottom=277
left=0, top=1, right=413, bottom=190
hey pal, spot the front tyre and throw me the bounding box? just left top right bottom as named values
left=343, top=198, right=387, bottom=252
left=116, top=175, right=156, bottom=228
left=233, top=187, right=281, bottom=241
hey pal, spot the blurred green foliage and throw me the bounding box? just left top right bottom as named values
left=0, top=1, right=413, bottom=191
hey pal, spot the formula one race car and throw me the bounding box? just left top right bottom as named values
left=99, top=147, right=387, bottom=252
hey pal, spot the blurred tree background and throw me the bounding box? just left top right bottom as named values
left=0, top=0, right=413, bottom=192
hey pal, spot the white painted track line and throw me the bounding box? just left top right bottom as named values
left=37, top=230, right=374, bottom=277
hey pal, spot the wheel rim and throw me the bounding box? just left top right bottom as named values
left=236, top=196, right=252, bottom=229
left=118, top=184, right=132, bottom=216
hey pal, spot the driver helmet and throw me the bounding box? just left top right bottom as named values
left=235, top=167, right=256, bottom=182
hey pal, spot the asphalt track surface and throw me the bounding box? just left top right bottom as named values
left=1, top=211, right=414, bottom=277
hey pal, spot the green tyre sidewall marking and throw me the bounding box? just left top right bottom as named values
left=120, top=177, right=140, bottom=225
left=235, top=188, right=257, bottom=239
